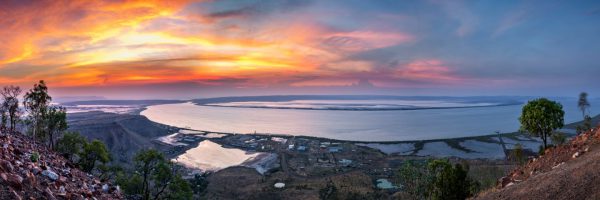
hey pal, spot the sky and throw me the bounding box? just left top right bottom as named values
left=0, top=0, right=599, bottom=99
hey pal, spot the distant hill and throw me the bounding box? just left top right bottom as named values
left=53, top=96, right=106, bottom=103
left=475, top=126, right=600, bottom=199
left=67, top=111, right=175, bottom=164
left=61, top=99, right=184, bottom=106
left=192, top=95, right=525, bottom=105
left=564, top=114, right=600, bottom=129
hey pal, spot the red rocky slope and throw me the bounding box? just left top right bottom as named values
left=475, top=126, right=600, bottom=200
left=0, top=132, right=122, bottom=199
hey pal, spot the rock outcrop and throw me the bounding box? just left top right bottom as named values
left=0, top=132, right=122, bottom=199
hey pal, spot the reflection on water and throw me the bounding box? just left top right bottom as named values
left=174, top=140, right=265, bottom=172
left=141, top=98, right=598, bottom=141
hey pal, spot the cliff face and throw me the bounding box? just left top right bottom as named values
left=0, top=132, right=122, bottom=199
left=476, top=126, right=600, bottom=200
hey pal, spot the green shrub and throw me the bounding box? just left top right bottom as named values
left=30, top=151, right=39, bottom=162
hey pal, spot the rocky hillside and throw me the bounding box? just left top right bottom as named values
left=475, top=126, right=600, bottom=200
left=0, top=132, right=122, bottom=199
left=67, top=111, right=173, bottom=164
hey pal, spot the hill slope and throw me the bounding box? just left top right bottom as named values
left=0, top=132, right=122, bottom=199
left=475, top=126, right=600, bottom=200
left=67, top=111, right=174, bottom=164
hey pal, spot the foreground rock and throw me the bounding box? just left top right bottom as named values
left=0, top=132, right=122, bottom=199
left=475, top=126, right=600, bottom=200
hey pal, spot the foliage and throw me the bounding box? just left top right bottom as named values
left=45, top=106, right=68, bottom=149
left=319, top=180, right=339, bottom=200
left=118, top=149, right=193, bottom=200
left=98, top=164, right=124, bottom=182
left=398, top=159, right=478, bottom=200
left=428, top=160, right=475, bottom=200
left=23, top=80, right=52, bottom=142
left=0, top=106, right=6, bottom=131
left=79, top=139, right=111, bottom=173
left=0, top=85, right=22, bottom=132
left=165, top=175, right=193, bottom=200
left=190, top=173, right=209, bottom=195
left=30, top=152, right=39, bottom=162
left=551, top=131, right=567, bottom=145
left=519, top=98, right=565, bottom=150
left=56, top=131, right=88, bottom=163
left=398, top=160, right=432, bottom=199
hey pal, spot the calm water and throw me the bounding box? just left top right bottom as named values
left=141, top=98, right=598, bottom=142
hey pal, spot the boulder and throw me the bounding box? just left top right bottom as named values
left=4, top=173, right=24, bottom=190
left=42, top=170, right=59, bottom=181
left=0, top=159, right=14, bottom=172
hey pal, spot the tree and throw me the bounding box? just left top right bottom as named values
left=56, top=131, right=87, bottom=162
left=519, top=98, right=564, bottom=150
left=0, top=85, right=22, bottom=132
left=23, top=80, right=52, bottom=142
left=578, top=92, right=590, bottom=119
left=427, top=160, right=475, bottom=200
left=0, top=106, right=7, bottom=131
left=46, top=106, right=68, bottom=149
left=319, top=180, right=339, bottom=200
left=79, top=139, right=111, bottom=173
left=119, top=149, right=192, bottom=200
left=398, top=160, right=432, bottom=199
left=190, top=173, right=209, bottom=195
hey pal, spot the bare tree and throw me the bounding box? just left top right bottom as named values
left=1, top=85, right=22, bottom=132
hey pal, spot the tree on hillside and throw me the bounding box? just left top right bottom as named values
left=23, top=80, right=52, bottom=142
left=56, top=131, right=87, bottom=162
left=118, top=149, right=192, bottom=200
left=1, top=85, right=22, bottom=132
left=398, top=160, right=432, bottom=199
left=46, top=106, right=68, bottom=149
left=398, top=159, right=478, bottom=200
left=79, top=139, right=111, bottom=173
left=519, top=98, right=565, bottom=150
left=428, top=160, right=475, bottom=200
left=578, top=92, right=590, bottom=118
left=0, top=106, right=7, bottom=131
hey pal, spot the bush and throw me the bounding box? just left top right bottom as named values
left=56, top=131, right=87, bottom=162
left=398, top=159, right=478, bottom=200
left=118, top=149, right=193, bottom=200
left=30, top=152, right=39, bottom=162
left=78, top=140, right=111, bottom=173
left=398, top=160, right=432, bottom=199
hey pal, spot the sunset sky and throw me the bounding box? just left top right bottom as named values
left=0, top=0, right=599, bottom=99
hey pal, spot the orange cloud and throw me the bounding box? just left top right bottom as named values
left=0, top=0, right=422, bottom=90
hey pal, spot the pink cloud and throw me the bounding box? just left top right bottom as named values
left=395, top=59, right=462, bottom=81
